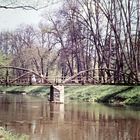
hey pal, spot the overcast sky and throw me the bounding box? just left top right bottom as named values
left=0, top=0, right=62, bottom=31
left=0, top=8, right=42, bottom=31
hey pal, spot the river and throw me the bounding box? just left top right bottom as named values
left=0, top=94, right=140, bottom=140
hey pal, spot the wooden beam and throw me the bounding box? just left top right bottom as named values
left=63, top=68, right=116, bottom=84
left=0, top=66, right=52, bottom=84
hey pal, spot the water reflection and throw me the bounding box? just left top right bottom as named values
left=0, top=94, right=140, bottom=140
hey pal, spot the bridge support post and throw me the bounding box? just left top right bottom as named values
left=49, top=85, right=64, bottom=103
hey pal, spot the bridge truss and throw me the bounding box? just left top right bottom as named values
left=0, top=66, right=138, bottom=85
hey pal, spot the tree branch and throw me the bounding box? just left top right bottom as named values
left=0, top=5, right=48, bottom=10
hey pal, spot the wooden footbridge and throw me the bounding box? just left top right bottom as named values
left=0, top=66, right=138, bottom=103
left=0, top=66, right=137, bottom=86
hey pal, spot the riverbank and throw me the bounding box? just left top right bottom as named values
left=0, top=127, right=28, bottom=140
left=0, top=86, right=50, bottom=96
left=0, top=85, right=140, bottom=106
left=65, top=85, right=140, bottom=106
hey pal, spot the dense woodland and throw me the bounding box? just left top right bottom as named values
left=0, top=0, right=140, bottom=84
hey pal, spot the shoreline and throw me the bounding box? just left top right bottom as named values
left=0, top=85, right=140, bottom=107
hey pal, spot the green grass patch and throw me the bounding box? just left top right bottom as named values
left=115, top=86, right=140, bottom=105
left=65, top=85, right=140, bottom=106
left=65, top=85, right=129, bottom=101
left=0, top=127, right=29, bottom=140
left=0, top=86, right=50, bottom=95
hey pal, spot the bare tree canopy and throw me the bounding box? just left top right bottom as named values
left=0, top=0, right=140, bottom=84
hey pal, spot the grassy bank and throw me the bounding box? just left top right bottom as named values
left=0, top=85, right=140, bottom=106
left=64, top=85, right=140, bottom=106
left=0, top=85, right=50, bottom=96
left=0, top=127, right=28, bottom=140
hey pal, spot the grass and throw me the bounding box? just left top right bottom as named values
left=64, top=85, right=128, bottom=101
left=0, top=127, right=29, bottom=140
left=115, top=86, right=140, bottom=105
left=0, top=85, right=50, bottom=96
left=64, top=85, right=140, bottom=106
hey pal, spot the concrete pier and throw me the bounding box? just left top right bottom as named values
left=49, top=85, right=64, bottom=103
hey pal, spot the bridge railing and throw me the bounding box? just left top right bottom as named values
left=0, top=73, right=134, bottom=85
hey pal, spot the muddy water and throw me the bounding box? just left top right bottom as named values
left=0, top=94, right=140, bottom=140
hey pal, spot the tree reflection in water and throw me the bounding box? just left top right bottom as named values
left=0, top=95, right=140, bottom=140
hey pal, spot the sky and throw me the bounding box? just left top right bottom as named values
left=0, top=8, right=42, bottom=31
left=0, top=0, right=62, bottom=31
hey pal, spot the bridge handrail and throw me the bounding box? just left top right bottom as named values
left=62, top=68, right=116, bottom=84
